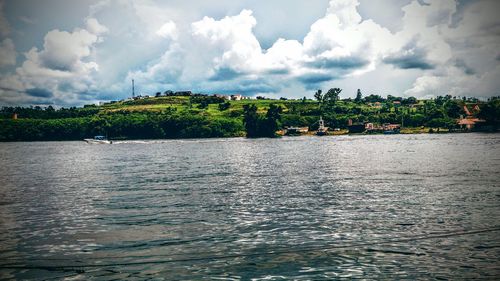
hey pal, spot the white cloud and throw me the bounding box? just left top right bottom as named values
left=86, top=17, right=108, bottom=35
left=131, top=2, right=395, bottom=94
left=155, top=21, right=177, bottom=40
left=36, top=29, right=100, bottom=72
left=326, top=0, right=362, bottom=27
left=402, top=0, right=500, bottom=98
left=405, top=64, right=500, bottom=98
left=127, top=43, right=184, bottom=89
left=191, top=10, right=261, bottom=73
left=0, top=38, right=15, bottom=66
left=0, top=18, right=108, bottom=105
left=300, top=0, right=394, bottom=79
left=2, top=0, right=500, bottom=106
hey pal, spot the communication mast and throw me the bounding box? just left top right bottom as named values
left=132, top=79, right=135, bottom=98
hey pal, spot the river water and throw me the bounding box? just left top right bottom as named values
left=0, top=134, right=499, bottom=280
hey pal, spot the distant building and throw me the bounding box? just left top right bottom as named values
left=463, top=104, right=480, bottom=116
left=347, top=119, right=365, bottom=133
left=231, top=94, right=243, bottom=101
left=365, top=123, right=400, bottom=132
left=463, top=105, right=472, bottom=116
left=214, top=94, right=231, bottom=100
left=11, top=113, right=18, bottom=120
left=348, top=124, right=365, bottom=133
left=457, top=118, right=485, bottom=130
left=382, top=123, right=401, bottom=131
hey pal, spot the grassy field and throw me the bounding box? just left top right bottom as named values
left=1, top=94, right=496, bottom=141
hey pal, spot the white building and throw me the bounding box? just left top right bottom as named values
left=231, top=94, right=243, bottom=101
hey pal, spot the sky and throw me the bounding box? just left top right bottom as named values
left=0, top=0, right=499, bottom=107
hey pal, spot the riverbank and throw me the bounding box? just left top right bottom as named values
left=1, top=95, right=498, bottom=141
left=1, top=127, right=496, bottom=142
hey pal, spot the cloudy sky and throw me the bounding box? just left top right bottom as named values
left=0, top=0, right=498, bottom=106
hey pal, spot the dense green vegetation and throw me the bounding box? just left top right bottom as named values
left=243, top=104, right=282, bottom=138
left=0, top=90, right=498, bottom=141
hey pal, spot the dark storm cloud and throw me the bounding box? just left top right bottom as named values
left=2, top=0, right=499, bottom=106
left=235, top=79, right=279, bottom=94
left=383, top=38, right=435, bottom=70
left=298, top=73, right=334, bottom=84
left=77, top=90, right=101, bottom=100
left=40, top=57, right=72, bottom=72
left=305, top=56, right=369, bottom=70
left=454, top=59, right=475, bottom=75
left=209, top=67, right=242, bottom=81
left=383, top=54, right=434, bottom=70
left=209, top=78, right=279, bottom=95
left=266, top=68, right=290, bottom=75
left=25, top=88, right=53, bottom=98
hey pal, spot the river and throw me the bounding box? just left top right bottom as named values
left=0, top=133, right=499, bottom=279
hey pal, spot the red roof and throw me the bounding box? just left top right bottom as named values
left=463, top=105, right=472, bottom=116
left=457, top=118, right=484, bottom=125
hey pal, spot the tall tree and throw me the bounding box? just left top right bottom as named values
left=243, top=104, right=282, bottom=138
left=324, top=88, right=342, bottom=104
left=264, top=104, right=282, bottom=137
left=355, top=89, right=362, bottom=103
left=243, top=104, right=259, bottom=137
left=444, top=100, right=465, bottom=118
left=314, top=89, right=323, bottom=102
left=477, top=99, right=500, bottom=128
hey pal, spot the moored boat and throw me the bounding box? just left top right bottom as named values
left=84, top=135, right=112, bottom=144
left=316, top=116, right=328, bottom=136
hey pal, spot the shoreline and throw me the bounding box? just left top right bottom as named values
left=3, top=96, right=498, bottom=142
left=0, top=129, right=497, bottom=143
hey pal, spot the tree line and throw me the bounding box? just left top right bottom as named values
left=0, top=91, right=498, bottom=141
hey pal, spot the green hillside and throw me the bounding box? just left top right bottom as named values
left=0, top=92, right=498, bottom=141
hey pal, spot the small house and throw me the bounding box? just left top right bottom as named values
left=214, top=94, right=231, bottom=100
left=457, top=118, right=485, bottom=130
left=231, top=94, right=243, bottom=101
left=382, top=123, right=401, bottom=131
left=348, top=124, right=365, bottom=133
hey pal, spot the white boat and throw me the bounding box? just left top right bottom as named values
left=84, top=135, right=112, bottom=144
left=316, top=116, right=329, bottom=136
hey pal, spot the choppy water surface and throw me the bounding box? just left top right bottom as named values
left=0, top=134, right=499, bottom=280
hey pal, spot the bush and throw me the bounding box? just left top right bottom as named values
left=218, top=102, right=231, bottom=111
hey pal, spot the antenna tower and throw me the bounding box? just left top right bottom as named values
left=132, top=79, right=135, bottom=98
